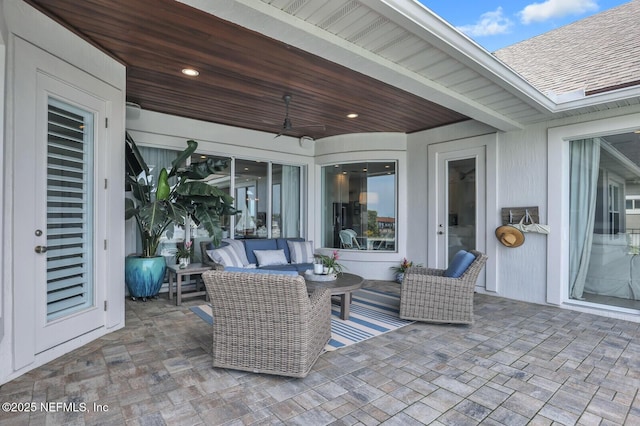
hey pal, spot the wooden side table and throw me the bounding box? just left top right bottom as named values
left=167, top=262, right=212, bottom=305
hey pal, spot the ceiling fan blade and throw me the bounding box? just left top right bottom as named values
left=272, top=93, right=326, bottom=138
left=295, top=124, right=326, bottom=130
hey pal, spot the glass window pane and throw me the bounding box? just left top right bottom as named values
left=272, top=164, right=301, bottom=238
left=46, top=98, right=94, bottom=320
left=137, top=146, right=181, bottom=260
left=235, top=159, right=268, bottom=239
left=569, top=133, right=640, bottom=310
left=447, top=158, right=476, bottom=261
left=136, top=147, right=233, bottom=262
left=190, top=153, right=232, bottom=262
left=321, top=161, right=396, bottom=251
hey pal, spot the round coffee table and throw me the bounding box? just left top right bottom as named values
left=304, top=272, right=364, bottom=320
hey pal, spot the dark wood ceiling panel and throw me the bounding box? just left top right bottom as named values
left=26, top=0, right=469, bottom=139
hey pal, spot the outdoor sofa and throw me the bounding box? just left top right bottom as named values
left=200, top=237, right=315, bottom=272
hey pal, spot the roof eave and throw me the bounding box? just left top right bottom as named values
left=370, top=0, right=557, bottom=113
left=551, top=86, right=640, bottom=112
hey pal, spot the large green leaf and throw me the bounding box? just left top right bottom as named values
left=168, top=140, right=199, bottom=178
left=191, top=204, right=223, bottom=245
left=125, top=131, right=149, bottom=179
left=175, top=181, right=227, bottom=197
left=126, top=133, right=235, bottom=256
left=181, top=158, right=231, bottom=180
left=124, top=198, right=138, bottom=220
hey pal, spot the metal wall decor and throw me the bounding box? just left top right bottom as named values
left=501, top=206, right=539, bottom=226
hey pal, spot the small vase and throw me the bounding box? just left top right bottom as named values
left=396, top=272, right=404, bottom=284
left=313, top=263, right=324, bottom=274
left=179, top=257, right=190, bottom=269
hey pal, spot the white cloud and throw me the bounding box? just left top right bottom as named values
left=519, top=0, right=598, bottom=24
left=457, top=7, right=514, bottom=37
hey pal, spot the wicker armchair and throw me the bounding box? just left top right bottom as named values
left=201, top=270, right=331, bottom=378
left=399, top=250, right=487, bottom=324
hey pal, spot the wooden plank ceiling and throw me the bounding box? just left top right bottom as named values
left=26, top=0, right=469, bottom=139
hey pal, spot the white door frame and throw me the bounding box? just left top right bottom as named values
left=427, top=134, right=498, bottom=292
left=11, top=37, right=121, bottom=370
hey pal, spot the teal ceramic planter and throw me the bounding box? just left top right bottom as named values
left=125, top=256, right=167, bottom=300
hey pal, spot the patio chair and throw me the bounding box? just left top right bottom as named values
left=399, top=250, right=487, bottom=324
left=201, top=270, right=331, bottom=378
left=339, top=229, right=362, bottom=249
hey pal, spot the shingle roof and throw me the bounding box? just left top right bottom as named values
left=494, top=0, right=640, bottom=98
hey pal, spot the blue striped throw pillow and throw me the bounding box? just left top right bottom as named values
left=207, top=245, right=244, bottom=267
left=287, top=240, right=314, bottom=264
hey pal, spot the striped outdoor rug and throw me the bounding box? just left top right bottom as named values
left=190, top=288, right=414, bottom=351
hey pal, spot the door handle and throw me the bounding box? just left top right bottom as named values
left=34, top=245, right=48, bottom=254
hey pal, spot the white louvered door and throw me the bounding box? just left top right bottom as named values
left=31, top=75, right=106, bottom=353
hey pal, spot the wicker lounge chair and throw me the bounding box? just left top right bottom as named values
left=201, top=270, right=331, bottom=378
left=399, top=250, right=487, bottom=324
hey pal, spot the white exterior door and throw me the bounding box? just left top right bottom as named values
left=428, top=141, right=487, bottom=288
left=13, top=39, right=113, bottom=364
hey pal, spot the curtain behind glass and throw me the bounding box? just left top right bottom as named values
left=138, top=146, right=178, bottom=188
left=281, top=165, right=300, bottom=237
left=137, top=146, right=180, bottom=256
left=569, top=138, right=601, bottom=299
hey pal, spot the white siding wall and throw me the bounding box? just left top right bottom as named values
left=493, top=125, right=549, bottom=304
left=407, top=104, right=640, bottom=314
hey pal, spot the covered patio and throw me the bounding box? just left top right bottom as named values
left=2, top=281, right=639, bottom=425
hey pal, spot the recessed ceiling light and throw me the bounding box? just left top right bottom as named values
left=346, top=113, right=358, bottom=119
left=181, top=68, right=199, bottom=77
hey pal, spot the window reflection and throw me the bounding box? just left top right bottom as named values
left=321, top=162, right=396, bottom=251
left=130, top=148, right=303, bottom=264
left=569, top=131, right=640, bottom=310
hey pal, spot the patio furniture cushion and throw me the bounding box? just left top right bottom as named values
left=254, top=249, right=288, bottom=267
left=287, top=240, right=314, bottom=264
left=222, top=238, right=250, bottom=266
left=223, top=266, right=298, bottom=276
left=276, top=237, right=305, bottom=261
left=207, top=245, right=244, bottom=268
left=444, top=250, right=476, bottom=278
left=244, top=239, right=279, bottom=264
left=201, top=238, right=314, bottom=271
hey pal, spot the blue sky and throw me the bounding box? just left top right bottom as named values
left=419, top=0, right=630, bottom=51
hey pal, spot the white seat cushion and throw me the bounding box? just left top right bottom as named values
left=254, top=249, right=288, bottom=267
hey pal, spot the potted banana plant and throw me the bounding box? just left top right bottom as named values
left=125, top=132, right=236, bottom=300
